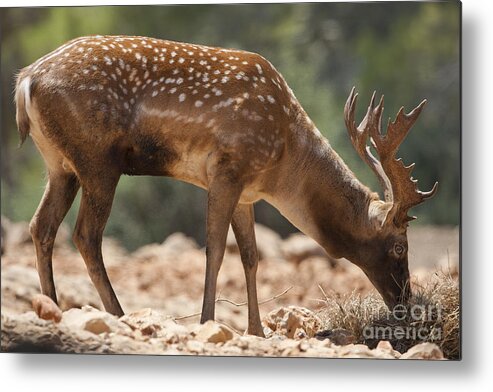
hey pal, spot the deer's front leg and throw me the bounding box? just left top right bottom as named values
left=200, top=173, right=242, bottom=324
left=231, top=203, right=264, bottom=337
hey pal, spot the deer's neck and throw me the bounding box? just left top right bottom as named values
left=265, top=117, right=377, bottom=259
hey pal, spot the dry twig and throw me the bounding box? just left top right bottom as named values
left=174, top=286, right=293, bottom=320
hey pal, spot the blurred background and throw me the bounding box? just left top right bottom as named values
left=0, top=2, right=460, bottom=250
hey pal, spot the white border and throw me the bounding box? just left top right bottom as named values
left=2, top=0, right=493, bottom=390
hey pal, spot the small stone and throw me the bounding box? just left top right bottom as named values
left=84, top=317, right=111, bottom=334
left=376, top=340, right=394, bottom=351
left=315, top=328, right=356, bottom=346
left=401, top=343, right=444, bottom=360
left=262, top=306, right=322, bottom=339
left=375, top=340, right=401, bottom=358
left=32, top=294, right=62, bottom=323
left=120, top=308, right=173, bottom=337
left=193, top=321, right=234, bottom=343
left=338, top=343, right=379, bottom=358
left=61, top=306, right=132, bottom=336
left=186, top=340, right=205, bottom=353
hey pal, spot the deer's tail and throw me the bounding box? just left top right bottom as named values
left=14, top=72, right=32, bottom=146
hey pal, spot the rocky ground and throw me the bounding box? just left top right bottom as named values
left=1, top=218, right=459, bottom=359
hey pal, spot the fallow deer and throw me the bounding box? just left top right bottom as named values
left=15, top=35, right=437, bottom=337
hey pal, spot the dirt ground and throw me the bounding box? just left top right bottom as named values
left=1, top=220, right=459, bottom=358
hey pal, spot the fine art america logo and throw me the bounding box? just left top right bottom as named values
left=362, top=304, right=443, bottom=341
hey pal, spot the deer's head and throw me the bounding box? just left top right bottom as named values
left=344, top=88, right=438, bottom=308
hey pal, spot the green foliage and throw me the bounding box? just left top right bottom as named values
left=0, top=3, right=460, bottom=249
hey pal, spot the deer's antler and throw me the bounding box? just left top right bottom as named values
left=344, top=87, right=438, bottom=228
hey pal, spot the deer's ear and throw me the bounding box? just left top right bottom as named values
left=368, top=200, right=393, bottom=231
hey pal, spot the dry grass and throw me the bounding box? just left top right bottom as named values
left=317, top=269, right=460, bottom=359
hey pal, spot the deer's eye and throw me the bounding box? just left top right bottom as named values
left=393, top=243, right=405, bottom=257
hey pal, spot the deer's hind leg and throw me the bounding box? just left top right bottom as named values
left=29, top=121, right=81, bottom=304
left=72, top=167, right=123, bottom=316
left=30, top=171, right=80, bottom=303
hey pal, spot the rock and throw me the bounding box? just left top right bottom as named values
left=132, top=232, right=199, bottom=260
left=315, top=328, right=356, bottom=346
left=120, top=308, right=185, bottom=339
left=57, top=275, right=102, bottom=310
left=281, top=233, right=328, bottom=264
left=186, top=340, right=205, bottom=353
left=401, top=343, right=444, bottom=360
left=32, top=294, right=62, bottom=323
left=192, top=320, right=234, bottom=343
left=279, top=339, right=302, bottom=356
left=5, top=220, right=32, bottom=247
left=1, top=312, right=67, bottom=353
left=107, top=333, right=161, bottom=355
left=61, top=306, right=132, bottom=336
left=376, top=340, right=393, bottom=351
left=1, top=265, right=41, bottom=313
left=162, top=232, right=199, bottom=254
left=262, top=306, right=322, bottom=339
left=159, top=319, right=190, bottom=343
left=226, top=223, right=283, bottom=260
left=375, top=340, right=401, bottom=358
left=337, top=343, right=381, bottom=358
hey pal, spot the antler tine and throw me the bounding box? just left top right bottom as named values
left=375, top=98, right=437, bottom=227
left=344, top=88, right=393, bottom=202
left=369, top=94, right=385, bottom=147
left=419, top=181, right=438, bottom=199
left=345, top=90, right=438, bottom=228
left=377, top=99, right=428, bottom=159
left=344, top=87, right=359, bottom=143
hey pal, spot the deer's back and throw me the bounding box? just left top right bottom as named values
left=20, top=35, right=303, bottom=189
